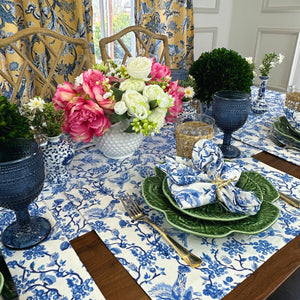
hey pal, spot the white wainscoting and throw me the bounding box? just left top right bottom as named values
left=254, top=28, right=300, bottom=91
left=194, top=27, right=218, bottom=59
left=262, top=0, right=300, bottom=13
left=193, top=0, right=220, bottom=13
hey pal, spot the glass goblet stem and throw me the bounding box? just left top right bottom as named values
left=15, top=209, right=31, bottom=227
left=223, top=132, right=232, bottom=145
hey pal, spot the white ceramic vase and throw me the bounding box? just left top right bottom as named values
left=95, top=119, right=143, bottom=159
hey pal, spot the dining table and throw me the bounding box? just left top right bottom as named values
left=0, top=87, right=299, bottom=300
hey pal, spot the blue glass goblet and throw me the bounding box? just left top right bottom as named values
left=212, top=90, right=250, bottom=158
left=0, top=139, right=51, bottom=250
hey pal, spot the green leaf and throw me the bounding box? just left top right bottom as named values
left=149, top=100, right=158, bottom=109
left=111, top=87, right=125, bottom=102
left=108, top=112, right=130, bottom=124
left=124, top=124, right=135, bottom=133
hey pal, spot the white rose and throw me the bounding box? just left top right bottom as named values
left=114, top=101, right=128, bottom=115
left=126, top=57, right=152, bottom=80
left=143, top=84, right=165, bottom=100
left=119, top=78, right=145, bottom=92
left=157, top=93, right=173, bottom=109
left=132, top=104, right=149, bottom=120
left=148, top=107, right=166, bottom=130
left=122, top=90, right=149, bottom=120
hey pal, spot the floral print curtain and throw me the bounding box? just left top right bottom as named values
left=0, top=0, right=94, bottom=103
left=135, top=0, right=194, bottom=70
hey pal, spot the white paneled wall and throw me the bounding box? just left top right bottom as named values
left=253, top=28, right=299, bottom=90
left=193, top=0, right=300, bottom=91
left=193, top=0, right=232, bottom=59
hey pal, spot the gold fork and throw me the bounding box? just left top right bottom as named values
left=120, top=194, right=202, bottom=268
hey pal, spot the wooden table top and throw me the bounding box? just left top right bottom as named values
left=70, top=151, right=300, bottom=300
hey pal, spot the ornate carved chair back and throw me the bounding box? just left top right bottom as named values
left=99, top=25, right=170, bottom=67
left=0, top=28, right=93, bottom=104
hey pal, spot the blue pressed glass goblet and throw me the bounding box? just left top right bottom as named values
left=212, top=90, right=251, bottom=158
left=0, top=139, right=51, bottom=250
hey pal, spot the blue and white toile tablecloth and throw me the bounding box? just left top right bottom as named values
left=0, top=88, right=299, bottom=299
left=233, top=87, right=299, bottom=166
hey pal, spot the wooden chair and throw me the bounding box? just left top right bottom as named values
left=0, top=27, right=93, bottom=104
left=99, top=25, right=170, bottom=67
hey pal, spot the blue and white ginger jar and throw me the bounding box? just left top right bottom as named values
left=42, top=135, right=75, bottom=184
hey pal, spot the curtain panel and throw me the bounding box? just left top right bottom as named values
left=136, top=0, right=194, bottom=70
left=0, top=0, right=94, bottom=104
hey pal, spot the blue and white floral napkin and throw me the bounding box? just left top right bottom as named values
left=157, top=139, right=261, bottom=215
left=284, top=106, right=300, bottom=133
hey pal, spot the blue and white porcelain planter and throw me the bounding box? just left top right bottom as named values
left=42, top=135, right=75, bottom=184
left=251, top=75, right=269, bottom=114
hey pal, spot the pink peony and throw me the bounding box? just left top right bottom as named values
left=165, top=98, right=183, bottom=122
left=95, top=97, right=115, bottom=113
left=108, top=76, right=121, bottom=85
left=63, top=96, right=111, bottom=143
left=52, top=82, right=77, bottom=110
left=82, top=69, right=107, bottom=100
left=165, top=81, right=185, bottom=122
left=150, top=58, right=171, bottom=81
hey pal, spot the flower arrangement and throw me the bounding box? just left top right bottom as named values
left=258, top=52, right=284, bottom=77
left=20, top=97, right=65, bottom=137
left=52, top=57, right=193, bottom=143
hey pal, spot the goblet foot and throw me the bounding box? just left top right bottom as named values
left=2, top=216, right=51, bottom=250
left=218, top=144, right=241, bottom=159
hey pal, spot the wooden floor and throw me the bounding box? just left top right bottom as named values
left=70, top=151, right=300, bottom=300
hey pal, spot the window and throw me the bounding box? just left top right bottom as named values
left=92, top=0, right=135, bottom=62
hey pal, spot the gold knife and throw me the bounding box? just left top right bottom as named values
left=279, top=192, right=300, bottom=208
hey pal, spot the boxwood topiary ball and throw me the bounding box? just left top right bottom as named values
left=189, top=48, right=254, bottom=105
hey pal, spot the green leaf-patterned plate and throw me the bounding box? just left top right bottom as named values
left=0, top=272, right=4, bottom=294
left=281, top=115, right=300, bottom=137
left=162, top=170, right=279, bottom=221
left=273, top=116, right=300, bottom=148
left=142, top=168, right=280, bottom=238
